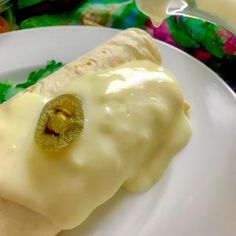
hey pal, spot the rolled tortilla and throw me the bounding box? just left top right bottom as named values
left=0, top=198, right=60, bottom=236
left=29, top=27, right=161, bottom=97
left=0, top=28, right=161, bottom=236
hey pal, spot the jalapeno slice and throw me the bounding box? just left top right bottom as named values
left=35, top=94, right=84, bottom=151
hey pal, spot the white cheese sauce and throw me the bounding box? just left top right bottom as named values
left=136, top=0, right=236, bottom=31
left=0, top=60, right=191, bottom=229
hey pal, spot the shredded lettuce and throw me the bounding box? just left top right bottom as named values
left=0, top=60, right=63, bottom=104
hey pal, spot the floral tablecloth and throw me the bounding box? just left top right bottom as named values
left=11, top=0, right=236, bottom=91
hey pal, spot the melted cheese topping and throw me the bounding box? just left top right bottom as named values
left=136, top=0, right=169, bottom=26
left=136, top=0, right=236, bottom=31
left=0, top=60, right=191, bottom=230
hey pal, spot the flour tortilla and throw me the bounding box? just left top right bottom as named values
left=28, top=28, right=161, bottom=97
left=0, top=198, right=60, bottom=236
left=0, top=28, right=161, bottom=236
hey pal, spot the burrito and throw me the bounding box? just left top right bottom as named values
left=0, top=28, right=191, bottom=235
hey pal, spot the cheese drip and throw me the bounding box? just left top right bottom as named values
left=0, top=60, right=191, bottom=230
left=136, top=0, right=236, bottom=32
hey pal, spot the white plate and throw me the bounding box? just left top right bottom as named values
left=0, top=26, right=236, bottom=236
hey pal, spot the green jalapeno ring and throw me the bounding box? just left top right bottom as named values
left=35, top=94, right=84, bottom=151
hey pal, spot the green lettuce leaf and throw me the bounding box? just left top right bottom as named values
left=0, top=60, right=63, bottom=104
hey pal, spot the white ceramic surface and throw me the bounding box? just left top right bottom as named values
left=0, top=26, right=236, bottom=236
